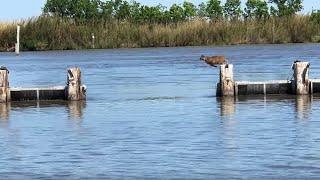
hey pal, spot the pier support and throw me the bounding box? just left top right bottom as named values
left=292, top=61, right=310, bottom=95
left=67, top=68, right=86, bottom=101
left=0, top=69, right=10, bottom=103
left=218, top=64, right=235, bottom=96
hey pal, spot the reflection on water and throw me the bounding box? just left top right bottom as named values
left=68, top=101, right=86, bottom=120
left=0, top=103, right=10, bottom=126
left=295, top=95, right=311, bottom=120
left=0, top=101, right=86, bottom=122
left=217, top=97, right=236, bottom=117
left=1, top=44, right=320, bottom=178
left=218, top=95, right=313, bottom=120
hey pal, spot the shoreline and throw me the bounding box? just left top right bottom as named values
left=1, top=16, right=320, bottom=52
left=1, top=42, right=319, bottom=53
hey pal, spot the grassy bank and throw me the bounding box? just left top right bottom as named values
left=0, top=16, right=320, bottom=51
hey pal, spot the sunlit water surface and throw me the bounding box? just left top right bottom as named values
left=1, top=44, right=320, bottom=179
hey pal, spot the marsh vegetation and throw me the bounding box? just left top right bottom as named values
left=0, top=0, right=320, bottom=51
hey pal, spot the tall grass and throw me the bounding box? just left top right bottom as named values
left=0, top=15, right=320, bottom=51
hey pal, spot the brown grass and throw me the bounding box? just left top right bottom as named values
left=0, top=15, right=319, bottom=51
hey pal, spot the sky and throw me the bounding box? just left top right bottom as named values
left=0, top=0, right=319, bottom=21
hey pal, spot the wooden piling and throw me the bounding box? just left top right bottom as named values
left=67, top=68, right=86, bottom=101
left=218, top=64, right=235, bottom=96
left=0, top=69, right=10, bottom=103
left=15, top=25, right=20, bottom=55
left=292, top=61, right=310, bottom=95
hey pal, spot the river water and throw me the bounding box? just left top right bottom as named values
left=0, top=44, right=320, bottom=179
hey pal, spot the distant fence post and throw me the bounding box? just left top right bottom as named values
left=15, top=25, right=20, bottom=55
left=0, top=68, right=10, bottom=103
left=91, top=33, right=95, bottom=49
left=292, top=61, right=310, bottom=95
left=272, top=18, right=275, bottom=44
left=67, top=67, right=86, bottom=101
left=217, top=64, right=235, bottom=97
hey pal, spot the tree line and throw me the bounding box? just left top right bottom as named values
left=43, top=0, right=311, bottom=23
left=1, top=0, right=319, bottom=51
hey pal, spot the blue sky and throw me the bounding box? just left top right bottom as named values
left=0, top=0, right=319, bottom=21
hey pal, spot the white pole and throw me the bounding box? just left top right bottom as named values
left=15, top=25, right=20, bottom=55
left=91, top=33, right=95, bottom=49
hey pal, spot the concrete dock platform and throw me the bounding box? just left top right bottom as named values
left=235, top=80, right=291, bottom=95
left=10, top=86, right=66, bottom=101
left=0, top=67, right=86, bottom=103
left=217, top=61, right=319, bottom=97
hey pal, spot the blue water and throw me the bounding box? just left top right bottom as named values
left=1, top=44, right=320, bottom=179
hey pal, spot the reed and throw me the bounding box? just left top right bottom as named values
left=0, top=15, right=319, bottom=51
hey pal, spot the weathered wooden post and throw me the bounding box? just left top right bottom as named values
left=217, top=64, right=235, bottom=96
left=67, top=67, right=86, bottom=101
left=292, top=61, right=310, bottom=95
left=0, top=68, right=10, bottom=103
left=15, top=25, right=20, bottom=55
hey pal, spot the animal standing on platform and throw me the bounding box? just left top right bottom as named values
left=200, top=55, right=228, bottom=67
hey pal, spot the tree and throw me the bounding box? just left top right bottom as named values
left=245, top=0, right=269, bottom=19
left=269, top=0, right=303, bottom=17
left=44, top=0, right=100, bottom=21
left=99, top=0, right=114, bottom=20
left=169, top=4, right=186, bottom=22
left=197, top=2, right=208, bottom=18
left=224, top=0, right=243, bottom=20
left=310, top=10, right=320, bottom=24
left=129, top=1, right=141, bottom=23
left=206, top=0, right=224, bottom=20
left=68, top=0, right=100, bottom=21
left=43, top=0, right=71, bottom=18
left=182, top=1, right=197, bottom=19
left=114, top=0, right=131, bottom=20
left=139, top=5, right=165, bottom=23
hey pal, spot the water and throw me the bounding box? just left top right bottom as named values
left=0, top=44, right=320, bottom=179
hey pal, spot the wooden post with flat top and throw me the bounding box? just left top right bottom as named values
left=292, top=61, right=310, bottom=95
left=0, top=68, right=10, bottom=103
left=67, top=67, right=86, bottom=101
left=217, top=64, right=235, bottom=96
